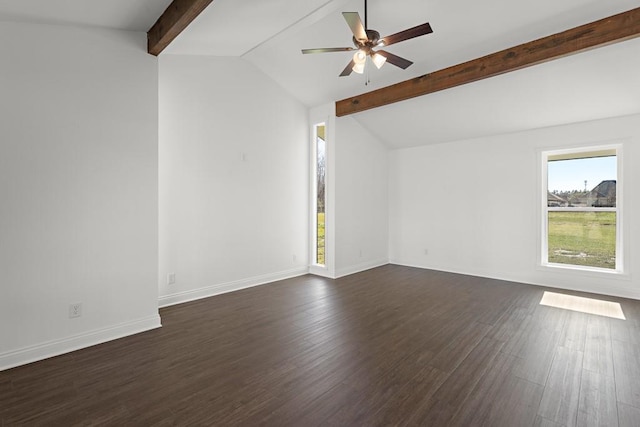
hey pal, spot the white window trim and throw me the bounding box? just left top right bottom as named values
left=309, top=104, right=335, bottom=278
left=310, top=122, right=327, bottom=270
left=539, top=143, right=625, bottom=276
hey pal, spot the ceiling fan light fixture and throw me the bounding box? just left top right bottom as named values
left=372, top=52, right=386, bottom=69
left=352, top=61, right=365, bottom=74
left=353, top=49, right=367, bottom=65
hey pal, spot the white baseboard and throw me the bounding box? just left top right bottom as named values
left=0, top=314, right=161, bottom=372
left=389, top=260, right=640, bottom=301
left=335, top=259, right=389, bottom=279
left=158, top=267, right=309, bottom=308
left=308, top=265, right=335, bottom=278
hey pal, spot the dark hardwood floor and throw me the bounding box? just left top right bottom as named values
left=2, top=265, right=640, bottom=426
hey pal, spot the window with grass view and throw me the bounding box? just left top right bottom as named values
left=543, top=146, right=620, bottom=271
left=313, top=123, right=326, bottom=266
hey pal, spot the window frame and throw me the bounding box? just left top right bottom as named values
left=311, top=122, right=327, bottom=268
left=540, top=143, right=624, bottom=275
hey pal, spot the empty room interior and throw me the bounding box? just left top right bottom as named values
left=2, top=0, right=640, bottom=425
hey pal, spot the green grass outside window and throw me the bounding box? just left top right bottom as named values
left=547, top=211, right=616, bottom=269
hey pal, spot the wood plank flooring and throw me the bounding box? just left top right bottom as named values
left=2, top=265, right=640, bottom=426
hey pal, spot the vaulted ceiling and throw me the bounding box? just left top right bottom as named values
left=2, top=0, right=639, bottom=147
left=0, top=0, right=172, bottom=31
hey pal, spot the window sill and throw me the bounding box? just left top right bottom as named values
left=537, top=262, right=631, bottom=281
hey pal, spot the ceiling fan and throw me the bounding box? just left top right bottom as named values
left=301, top=0, right=433, bottom=77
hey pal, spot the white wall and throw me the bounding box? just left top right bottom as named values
left=334, top=116, right=389, bottom=277
left=0, top=22, right=160, bottom=370
left=389, top=114, right=640, bottom=299
left=158, top=55, right=309, bottom=306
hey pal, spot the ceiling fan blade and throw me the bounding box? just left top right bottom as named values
left=342, top=12, right=367, bottom=41
left=376, top=50, right=413, bottom=69
left=339, top=60, right=356, bottom=77
left=302, top=47, right=355, bottom=54
left=380, top=22, right=433, bottom=47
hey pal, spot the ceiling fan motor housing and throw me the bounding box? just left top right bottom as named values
left=353, top=29, right=381, bottom=52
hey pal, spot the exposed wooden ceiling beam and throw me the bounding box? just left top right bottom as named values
left=336, top=7, right=640, bottom=117
left=147, top=0, right=215, bottom=56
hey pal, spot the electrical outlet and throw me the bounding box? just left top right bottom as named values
left=292, top=254, right=297, bottom=263
left=69, top=303, right=82, bottom=318
left=167, top=273, right=176, bottom=285
left=424, top=249, right=429, bottom=255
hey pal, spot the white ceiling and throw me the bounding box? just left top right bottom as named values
left=167, top=0, right=640, bottom=147
left=2, top=0, right=639, bottom=147
left=0, top=0, right=172, bottom=31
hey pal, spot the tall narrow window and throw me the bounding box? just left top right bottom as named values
left=313, top=123, right=326, bottom=266
left=542, top=146, right=621, bottom=272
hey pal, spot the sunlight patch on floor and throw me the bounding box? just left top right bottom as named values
left=540, top=291, right=625, bottom=320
